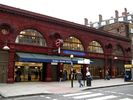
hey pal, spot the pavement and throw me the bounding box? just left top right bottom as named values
left=0, top=78, right=133, bottom=98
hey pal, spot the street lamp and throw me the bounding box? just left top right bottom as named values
left=86, top=67, right=89, bottom=71
left=3, top=45, right=10, bottom=50
left=70, top=54, right=74, bottom=88
left=114, top=56, right=118, bottom=59
left=3, top=41, right=10, bottom=50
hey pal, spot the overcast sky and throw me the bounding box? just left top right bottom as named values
left=0, top=0, right=132, bottom=25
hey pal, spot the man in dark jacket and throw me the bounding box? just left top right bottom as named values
left=76, top=70, right=83, bottom=87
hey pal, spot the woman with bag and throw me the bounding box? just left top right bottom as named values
left=86, top=70, right=92, bottom=86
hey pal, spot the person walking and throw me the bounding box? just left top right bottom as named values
left=59, top=70, right=63, bottom=82
left=105, top=69, right=110, bottom=80
left=76, top=70, right=83, bottom=87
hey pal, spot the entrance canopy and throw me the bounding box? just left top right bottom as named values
left=16, top=52, right=91, bottom=64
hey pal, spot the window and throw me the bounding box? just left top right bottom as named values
left=87, top=41, right=103, bottom=53
left=62, top=36, right=84, bottom=51
left=15, top=29, right=46, bottom=46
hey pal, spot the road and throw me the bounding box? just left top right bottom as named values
left=2, top=85, right=133, bottom=100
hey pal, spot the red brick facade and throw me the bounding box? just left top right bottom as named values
left=0, top=4, right=131, bottom=83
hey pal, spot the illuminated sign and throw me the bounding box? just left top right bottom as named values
left=63, top=50, right=85, bottom=56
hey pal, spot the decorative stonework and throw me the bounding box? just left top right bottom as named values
left=0, top=24, right=10, bottom=35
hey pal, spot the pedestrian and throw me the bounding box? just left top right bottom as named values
left=76, top=69, right=83, bottom=87
left=35, top=67, right=38, bottom=79
left=63, top=70, right=67, bottom=81
left=15, top=68, right=22, bottom=82
left=86, top=70, right=92, bottom=86
left=38, top=67, right=41, bottom=81
left=28, top=68, right=31, bottom=81
left=105, top=69, right=110, bottom=80
left=59, top=70, right=63, bottom=82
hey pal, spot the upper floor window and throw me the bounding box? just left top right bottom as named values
left=87, top=41, right=103, bottom=53
left=62, top=36, right=84, bottom=51
left=15, top=29, right=47, bottom=46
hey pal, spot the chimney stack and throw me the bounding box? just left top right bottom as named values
left=99, top=14, right=102, bottom=22
left=122, top=8, right=128, bottom=21
left=84, top=18, right=88, bottom=26
left=114, top=10, right=119, bottom=22
left=98, top=14, right=102, bottom=27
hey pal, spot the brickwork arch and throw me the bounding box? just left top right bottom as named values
left=62, top=36, right=84, bottom=51
left=87, top=40, right=104, bottom=54
left=15, top=29, right=47, bottom=47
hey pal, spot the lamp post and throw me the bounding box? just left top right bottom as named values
left=112, top=56, right=118, bottom=78
left=70, top=54, right=74, bottom=88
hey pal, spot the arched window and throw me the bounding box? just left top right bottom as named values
left=62, top=36, right=84, bottom=51
left=15, top=29, right=47, bottom=46
left=87, top=41, right=103, bottom=53
left=112, top=45, right=124, bottom=56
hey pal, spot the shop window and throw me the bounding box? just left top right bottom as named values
left=87, top=41, right=103, bottom=53
left=15, top=29, right=47, bottom=46
left=62, top=36, right=84, bottom=51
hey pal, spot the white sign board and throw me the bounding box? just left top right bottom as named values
left=132, top=60, right=133, bottom=65
left=78, top=59, right=91, bottom=64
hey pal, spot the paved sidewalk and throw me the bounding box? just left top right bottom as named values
left=0, top=78, right=133, bottom=98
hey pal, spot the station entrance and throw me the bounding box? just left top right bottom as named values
left=15, top=52, right=91, bottom=82
left=14, top=62, right=43, bottom=82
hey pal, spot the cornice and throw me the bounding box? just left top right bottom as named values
left=0, top=4, right=130, bottom=42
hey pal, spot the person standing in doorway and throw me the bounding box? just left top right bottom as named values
left=76, top=69, right=83, bottom=87
left=35, top=67, right=38, bottom=79
left=28, top=68, right=31, bottom=81
left=38, top=67, right=41, bottom=81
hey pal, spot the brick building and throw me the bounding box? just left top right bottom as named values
left=0, top=4, right=131, bottom=83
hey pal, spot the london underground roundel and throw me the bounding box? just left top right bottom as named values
left=55, top=39, right=63, bottom=48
